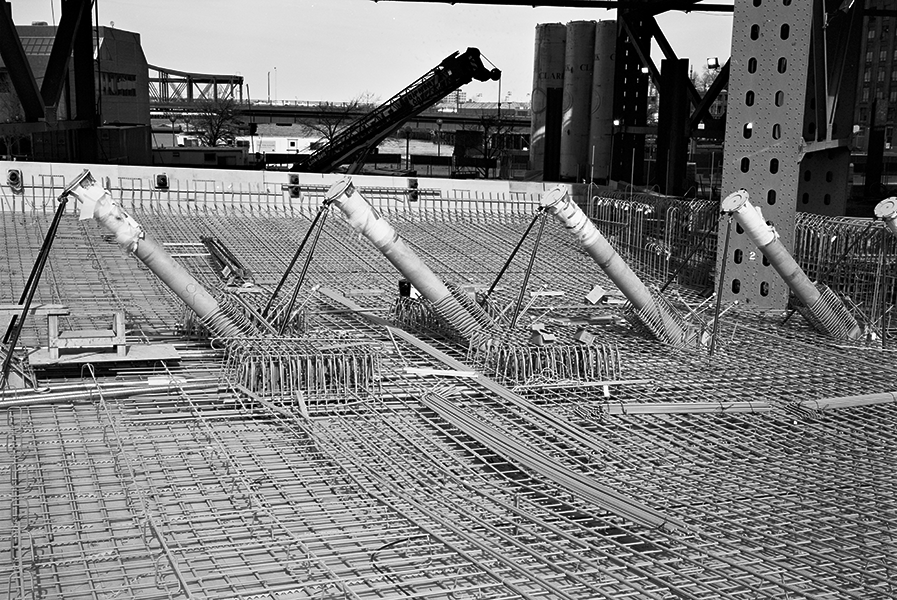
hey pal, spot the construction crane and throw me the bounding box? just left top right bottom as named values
left=291, top=47, right=500, bottom=174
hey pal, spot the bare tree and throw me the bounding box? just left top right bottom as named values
left=193, top=96, right=243, bottom=147
left=457, top=110, right=523, bottom=178
left=297, top=92, right=378, bottom=147
left=690, top=65, right=720, bottom=94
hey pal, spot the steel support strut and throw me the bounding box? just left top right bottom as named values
left=65, top=171, right=247, bottom=337
left=541, top=185, right=692, bottom=345
left=721, top=189, right=861, bottom=340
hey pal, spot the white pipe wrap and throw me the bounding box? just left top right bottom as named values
left=67, top=177, right=235, bottom=334
left=329, top=180, right=452, bottom=305
left=541, top=188, right=655, bottom=311
left=729, top=202, right=778, bottom=247
left=722, top=190, right=820, bottom=308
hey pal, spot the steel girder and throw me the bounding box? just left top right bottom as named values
left=717, top=0, right=865, bottom=310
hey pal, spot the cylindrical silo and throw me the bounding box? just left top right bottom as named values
left=587, top=20, right=616, bottom=182
left=530, top=23, right=566, bottom=180
left=559, top=20, right=596, bottom=181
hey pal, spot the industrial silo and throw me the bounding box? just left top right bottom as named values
left=559, top=20, right=596, bottom=181
left=530, top=23, right=566, bottom=181
left=587, top=20, right=617, bottom=182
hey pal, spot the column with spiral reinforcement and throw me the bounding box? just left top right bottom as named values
left=325, top=177, right=481, bottom=338
left=540, top=185, right=691, bottom=346
left=721, top=189, right=862, bottom=340
left=66, top=170, right=249, bottom=338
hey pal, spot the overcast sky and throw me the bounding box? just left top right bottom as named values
left=14, top=0, right=734, bottom=103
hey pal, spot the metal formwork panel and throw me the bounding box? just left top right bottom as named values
left=718, top=0, right=814, bottom=309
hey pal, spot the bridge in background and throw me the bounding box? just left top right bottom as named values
left=148, top=63, right=530, bottom=129
left=151, top=99, right=531, bottom=131
left=149, top=64, right=245, bottom=103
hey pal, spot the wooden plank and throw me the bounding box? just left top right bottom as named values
left=0, top=303, right=70, bottom=316
left=28, top=344, right=181, bottom=366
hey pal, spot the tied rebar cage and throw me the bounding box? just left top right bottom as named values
left=589, top=194, right=719, bottom=290
left=467, top=332, right=624, bottom=384
left=224, top=337, right=382, bottom=404
left=794, top=213, right=897, bottom=338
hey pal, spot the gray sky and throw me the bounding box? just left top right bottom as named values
left=14, top=0, right=733, bottom=103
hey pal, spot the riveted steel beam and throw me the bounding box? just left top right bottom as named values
left=718, top=0, right=865, bottom=310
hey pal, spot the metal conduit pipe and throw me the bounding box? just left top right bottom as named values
left=325, top=177, right=480, bottom=337
left=874, top=197, right=897, bottom=238
left=66, top=171, right=246, bottom=338
left=540, top=186, right=689, bottom=344
left=722, top=189, right=862, bottom=340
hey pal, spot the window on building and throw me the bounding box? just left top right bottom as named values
left=868, top=28, right=876, bottom=39
left=863, top=87, right=871, bottom=102
left=880, top=68, right=887, bottom=82
left=892, top=68, right=897, bottom=81
left=882, top=49, right=889, bottom=62
left=860, top=108, right=868, bottom=122
left=867, top=50, right=874, bottom=63
left=891, top=89, right=897, bottom=102
left=865, top=69, right=872, bottom=82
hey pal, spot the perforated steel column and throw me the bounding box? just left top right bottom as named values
left=718, top=0, right=815, bottom=309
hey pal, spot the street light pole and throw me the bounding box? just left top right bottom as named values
left=168, top=114, right=178, bottom=148
left=436, top=119, right=443, bottom=157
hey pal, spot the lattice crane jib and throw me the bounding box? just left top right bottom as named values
left=293, top=48, right=500, bottom=174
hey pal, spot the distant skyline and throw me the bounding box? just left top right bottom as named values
left=13, top=0, right=734, bottom=104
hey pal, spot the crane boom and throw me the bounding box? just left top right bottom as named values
left=292, top=47, right=500, bottom=173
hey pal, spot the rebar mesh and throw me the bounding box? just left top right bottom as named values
left=1, top=172, right=895, bottom=599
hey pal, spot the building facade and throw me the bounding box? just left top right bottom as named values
left=855, top=2, right=897, bottom=151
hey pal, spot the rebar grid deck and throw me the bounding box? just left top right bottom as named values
left=1, top=179, right=895, bottom=599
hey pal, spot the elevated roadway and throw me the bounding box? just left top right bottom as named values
left=150, top=100, right=531, bottom=131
